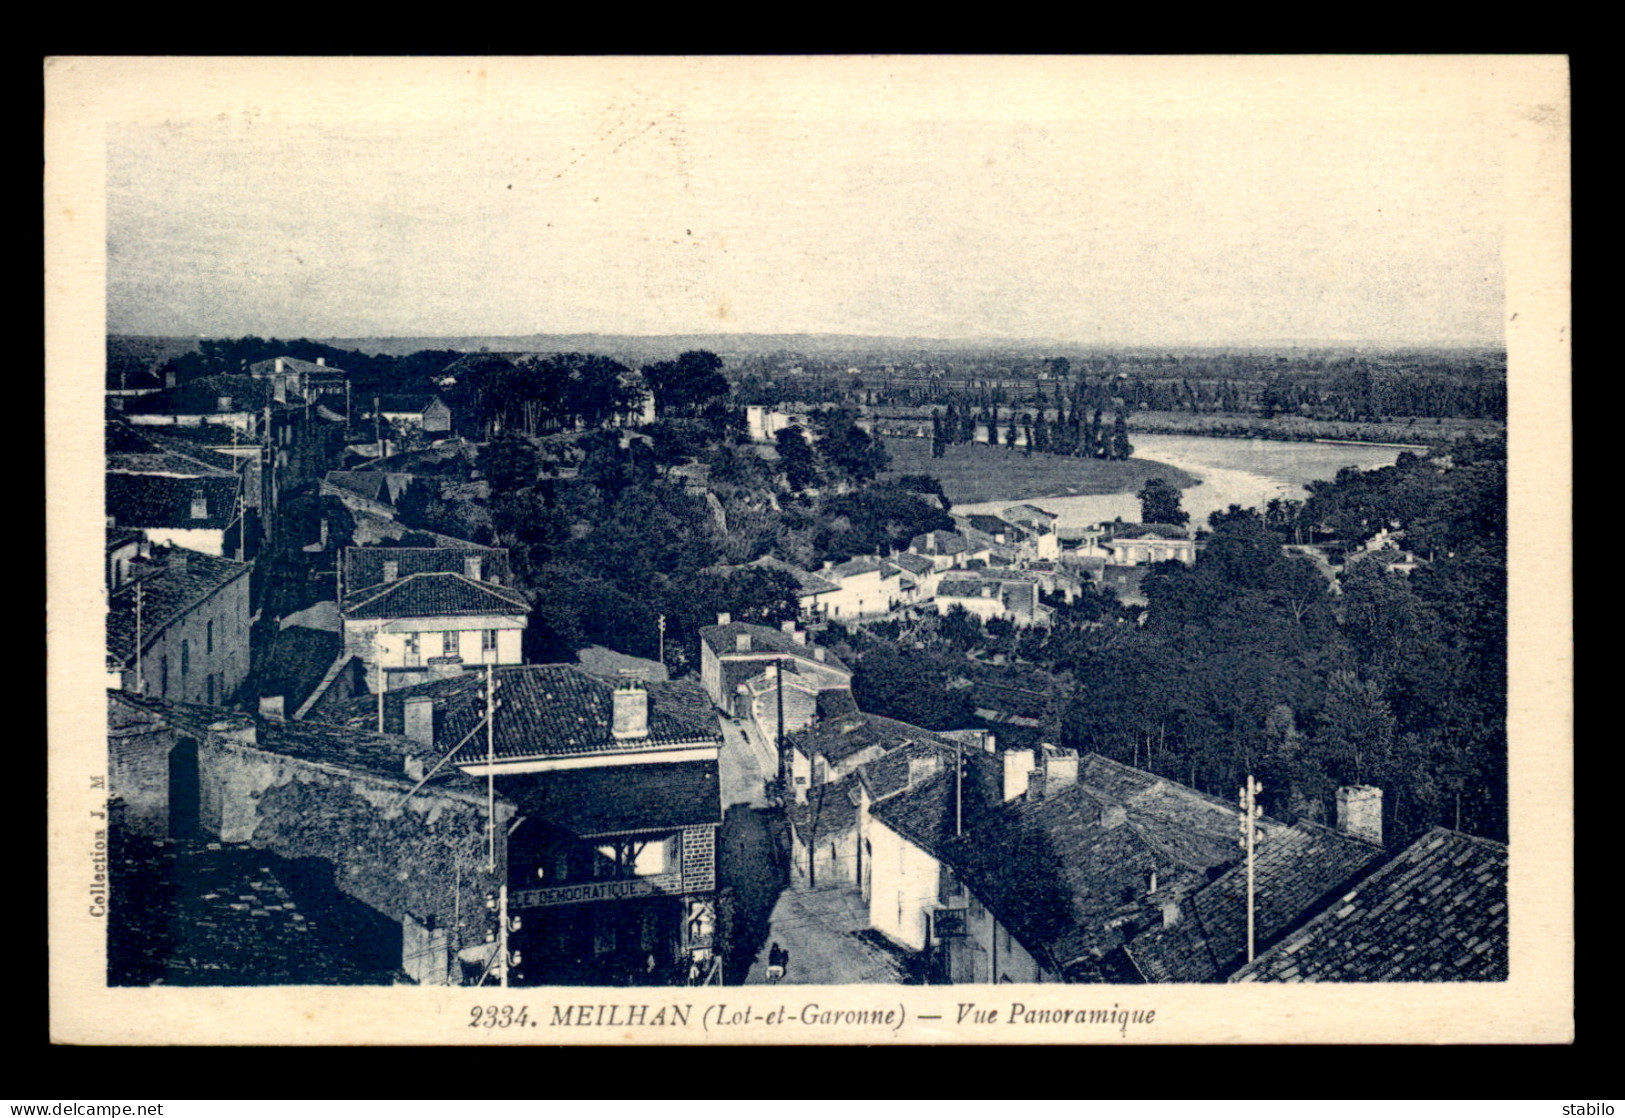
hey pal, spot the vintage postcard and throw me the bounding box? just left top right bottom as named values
left=46, top=55, right=1571, bottom=1045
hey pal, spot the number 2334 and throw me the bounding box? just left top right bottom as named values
left=470, top=1005, right=530, bottom=1028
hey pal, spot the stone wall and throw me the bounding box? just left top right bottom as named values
left=197, top=733, right=514, bottom=980
left=107, top=698, right=179, bottom=839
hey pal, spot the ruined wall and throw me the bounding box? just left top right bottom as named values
left=107, top=712, right=178, bottom=840
left=197, top=737, right=512, bottom=980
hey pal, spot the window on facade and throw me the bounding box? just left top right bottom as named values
left=181, top=639, right=189, bottom=676
left=206, top=619, right=213, bottom=654
left=160, top=656, right=168, bottom=696
left=405, top=632, right=419, bottom=656
left=482, top=629, right=498, bottom=653
left=207, top=675, right=214, bottom=705
left=443, top=631, right=460, bottom=657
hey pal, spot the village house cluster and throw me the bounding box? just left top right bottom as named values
left=101, top=356, right=1507, bottom=988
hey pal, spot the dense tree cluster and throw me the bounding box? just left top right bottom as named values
left=1048, top=438, right=1508, bottom=845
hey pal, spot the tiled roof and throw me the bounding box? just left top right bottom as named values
left=888, top=552, right=935, bottom=576
left=499, top=760, right=721, bottom=836
left=107, top=526, right=145, bottom=552
left=110, top=692, right=466, bottom=790
left=575, top=645, right=670, bottom=684
left=965, top=515, right=1027, bottom=541
left=749, top=553, right=841, bottom=595
left=815, top=688, right=860, bottom=721
left=248, top=356, right=347, bottom=377
left=909, top=531, right=968, bottom=555
left=855, top=738, right=959, bottom=801
left=787, top=709, right=957, bottom=765
left=342, top=546, right=511, bottom=596
left=699, top=624, right=851, bottom=674
left=826, top=555, right=895, bottom=581
left=937, top=579, right=990, bottom=599
left=318, top=665, right=720, bottom=762
left=1127, top=820, right=1385, bottom=983
left=1003, top=504, right=1058, bottom=523
left=107, top=472, right=241, bottom=531
left=873, top=752, right=1269, bottom=973
left=121, top=374, right=273, bottom=415
left=323, top=471, right=414, bottom=506
left=367, top=394, right=445, bottom=415
left=340, top=571, right=530, bottom=620
left=239, top=627, right=346, bottom=710
left=1001, top=582, right=1037, bottom=615
left=106, top=548, right=251, bottom=666
left=787, top=782, right=860, bottom=840
left=1231, top=829, right=1509, bottom=983
left=106, top=426, right=240, bottom=478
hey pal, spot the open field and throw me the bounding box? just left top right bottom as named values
left=1121, top=410, right=1502, bottom=445
left=880, top=438, right=1198, bottom=506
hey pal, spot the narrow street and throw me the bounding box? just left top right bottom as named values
left=743, top=885, right=906, bottom=985
left=716, top=714, right=771, bottom=809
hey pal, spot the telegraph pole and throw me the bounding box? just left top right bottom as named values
left=657, top=614, right=666, bottom=669
left=1238, top=774, right=1264, bottom=962
left=376, top=659, right=385, bottom=733
left=775, top=658, right=785, bottom=778
left=486, top=663, right=496, bottom=873
left=955, top=740, right=963, bottom=837
left=133, top=580, right=144, bottom=694
left=498, top=883, right=510, bottom=989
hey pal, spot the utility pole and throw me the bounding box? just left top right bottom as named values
left=955, top=740, right=963, bottom=838
left=376, top=659, right=385, bottom=733
left=1238, top=774, right=1264, bottom=963
left=775, top=658, right=785, bottom=783
left=133, top=580, right=144, bottom=694
left=498, top=883, right=510, bottom=989
left=657, top=614, right=666, bottom=670
left=486, top=662, right=496, bottom=873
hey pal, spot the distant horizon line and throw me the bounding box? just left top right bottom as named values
left=107, top=329, right=1506, bottom=352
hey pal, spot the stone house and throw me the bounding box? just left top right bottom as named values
left=338, top=546, right=529, bottom=691
left=319, top=665, right=724, bottom=985
left=105, top=536, right=253, bottom=708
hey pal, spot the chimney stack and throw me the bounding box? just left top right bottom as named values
left=1028, top=763, right=1047, bottom=803
left=1160, top=900, right=1181, bottom=929
left=982, top=731, right=997, bottom=754
left=716, top=612, right=731, bottom=627
left=781, top=621, right=797, bottom=634
left=258, top=696, right=286, bottom=721
left=1043, top=745, right=1078, bottom=795
left=316, top=357, right=326, bottom=367
left=1002, top=748, right=1034, bottom=803
left=275, top=358, right=285, bottom=374
left=383, top=560, right=399, bottom=583
left=1099, top=803, right=1128, bottom=829
left=612, top=678, right=650, bottom=740
left=464, top=555, right=483, bottom=582
left=1336, top=785, right=1383, bottom=846
left=735, top=633, right=752, bottom=653
left=403, top=696, right=435, bottom=747
left=813, top=647, right=826, bottom=663
left=907, top=753, right=942, bottom=790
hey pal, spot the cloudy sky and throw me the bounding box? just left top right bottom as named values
left=103, top=58, right=1513, bottom=345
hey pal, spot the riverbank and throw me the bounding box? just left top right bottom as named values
left=1121, top=410, right=1501, bottom=446
left=880, top=438, right=1198, bottom=506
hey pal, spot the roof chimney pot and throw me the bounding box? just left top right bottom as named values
left=403, top=696, right=435, bottom=747
left=1336, top=784, right=1384, bottom=846
left=612, top=678, right=650, bottom=740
